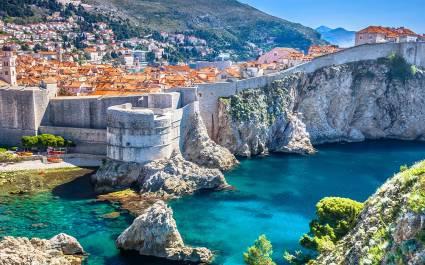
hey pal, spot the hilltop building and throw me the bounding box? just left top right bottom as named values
left=355, top=26, right=419, bottom=46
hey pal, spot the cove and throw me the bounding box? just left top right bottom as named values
left=0, top=140, right=424, bottom=265
left=170, top=140, right=425, bottom=265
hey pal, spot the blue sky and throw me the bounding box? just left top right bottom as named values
left=240, top=0, right=425, bottom=33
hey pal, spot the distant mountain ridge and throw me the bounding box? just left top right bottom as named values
left=84, top=0, right=326, bottom=59
left=316, top=26, right=355, bottom=48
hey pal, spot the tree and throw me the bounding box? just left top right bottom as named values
left=21, top=136, right=38, bottom=149
left=300, top=197, right=364, bottom=253
left=243, top=235, right=276, bottom=265
left=146, top=52, right=156, bottom=63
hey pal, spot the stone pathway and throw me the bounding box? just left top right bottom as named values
left=0, top=154, right=104, bottom=172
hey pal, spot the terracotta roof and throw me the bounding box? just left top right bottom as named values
left=358, top=26, right=418, bottom=38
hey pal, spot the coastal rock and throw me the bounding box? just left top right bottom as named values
left=140, top=153, right=228, bottom=197
left=313, top=161, right=425, bottom=265
left=116, top=200, right=213, bottom=263
left=216, top=77, right=315, bottom=156
left=0, top=233, right=84, bottom=265
left=92, top=160, right=143, bottom=193
left=93, top=154, right=227, bottom=197
left=182, top=112, right=238, bottom=170
left=216, top=59, right=425, bottom=156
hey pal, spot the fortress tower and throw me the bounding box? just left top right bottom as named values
left=0, top=47, right=17, bottom=87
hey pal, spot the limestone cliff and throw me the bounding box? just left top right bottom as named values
left=182, top=112, right=238, bottom=171
left=313, top=161, right=425, bottom=265
left=116, top=200, right=213, bottom=263
left=0, top=233, right=85, bottom=265
left=217, top=58, right=425, bottom=156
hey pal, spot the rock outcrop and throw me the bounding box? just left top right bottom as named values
left=93, top=154, right=228, bottom=197
left=217, top=58, right=425, bottom=156
left=313, top=161, right=425, bottom=265
left=140, top=153, right=228, bottom=197
left=182, top=112, right=238, bottom=170
left=0, top=233, right=84, bottom=265
left=116, top=200, right=213, bottom=263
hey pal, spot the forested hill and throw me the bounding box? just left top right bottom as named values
left=0, top=0, right=326, bottom=59
left=85, top=0, right=326, bottom=57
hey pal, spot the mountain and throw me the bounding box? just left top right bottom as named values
left=316, top=26, right=355, bottom=48
left=85, top=0, right=326, bottom=58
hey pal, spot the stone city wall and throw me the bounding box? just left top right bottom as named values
left=197, top=42, right=425, bottom=138
left=0, top=87, right=51, bottom=146
left=106, top=92, right=198, bottom=163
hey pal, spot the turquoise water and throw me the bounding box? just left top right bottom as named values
left=0, top=141, right=424, bottom=264
left=170, top=140, right=425, bottom=265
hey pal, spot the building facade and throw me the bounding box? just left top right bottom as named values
left=355, top=26, right=419, bottom=46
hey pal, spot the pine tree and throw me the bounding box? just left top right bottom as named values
left=243, top=235, right=276, bottom=265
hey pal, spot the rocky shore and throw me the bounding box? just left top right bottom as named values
left=0, top=167, right=96, bottom=195
left=0, top=233, right=85, bottom=265
left=116, top=201, right=213, bottom=263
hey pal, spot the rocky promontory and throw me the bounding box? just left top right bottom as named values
left=0, top=233, right=85, bottom=265
left=116, top=200, right=213, bottom=263
left=217, top=57, right=425, bottom=156
left=313, top=161, right=425, bottom=265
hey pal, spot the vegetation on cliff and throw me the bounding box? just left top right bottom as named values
left=244, top=235, right=276, bottom=265
left=246, top=160, right=425, bottom=265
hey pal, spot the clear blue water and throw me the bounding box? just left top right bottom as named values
left=170, top=140, right=425, bottom=265
left=0, top=140, right=424, bottom=265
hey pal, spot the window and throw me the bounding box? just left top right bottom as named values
left=4, top=71, right=8, bottom=75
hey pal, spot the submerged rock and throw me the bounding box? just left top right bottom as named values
left=0, top=233, right=84, bottom=265
left=116, top=200, right=213, bottom=263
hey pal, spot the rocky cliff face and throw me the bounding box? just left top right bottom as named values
left=116, top=200, right=213, bottom=263
left=217, top=58, right=425, bottom=156
left=314, top=161, right=425, bottom=265
left=182, top=112, right=238, bottom=171
left=0, top=233, right=85, bottom=265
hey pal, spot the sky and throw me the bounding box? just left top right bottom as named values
left=240, top=0, right=425, bottom=33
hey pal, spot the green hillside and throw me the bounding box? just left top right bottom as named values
left=85, top=0, right=325, bottom=58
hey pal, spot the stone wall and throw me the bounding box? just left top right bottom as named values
left=42, top=95, right=144, bottom=129
left=198, top=42, right=425, bottom=138
left=0, top=87, right=51, bottom=146
left=106, top=92, right=198, bottom=163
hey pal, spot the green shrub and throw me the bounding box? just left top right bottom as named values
left=300, top=197, right=364, bottom=253
left=243, top=235, right=276, bottom=265
left=21, top=134, right=72, bottom=149
left=386, top=53, right=415, bottom=82
left=399, top=165, right=408, bottom=172
left=408, top=177, right=425, bottom=214
left=283, top=250, right=313, bottom=265
left=0, top=148, right=7, bottom=153
left=9, top=147, right=18, bottom=151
